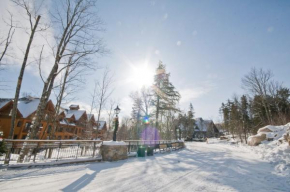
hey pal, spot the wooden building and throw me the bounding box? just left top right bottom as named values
left=192, top=118, right=220, bottom=139
left=0, top=98, right=107, bottom=140
left=0, top=97, right=55, bottom=139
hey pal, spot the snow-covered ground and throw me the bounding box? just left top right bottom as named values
left=0, top=142, right=289, bottom=192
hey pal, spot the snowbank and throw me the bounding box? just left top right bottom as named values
left=102, top=141, right=128, bottom=146
left=211, top=122, right=290, bottom=176
left=248, top=123, right=290, bottom=146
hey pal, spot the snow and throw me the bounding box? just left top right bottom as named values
left=257, top=124, right=289, bottom=139
left=59, top=119, right=76, bottom=126
left=0, top=97, right=41, bottom=118
left=0, top=142, right=289, bottom=191
left=195, top=117, right=213, bottom=131
left=0, top=99, right=10, bottom=109
left=102, top=141, right=127, bottom=146
left=97, top=121, right=106, bottom=130
left=17, top=98, right=40, bottom=118
left=66, top=109, right=85, bottom=120
left=87, top=114, right=94, bottom=120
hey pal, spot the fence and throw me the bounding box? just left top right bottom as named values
left=124, top=140, right=183, bottom=154
left=1, top=139, right=103, bottom=165
left=1, top=139, right=184, bottom=165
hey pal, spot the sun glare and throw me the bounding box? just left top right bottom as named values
left=128, top=63, right=154, bottom=88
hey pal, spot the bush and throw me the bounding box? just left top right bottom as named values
left=0, top=141, right=7, bottom=156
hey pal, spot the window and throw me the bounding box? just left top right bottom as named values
left=13, top=135, right=18, bottom=139
left=17, top=121, right=23, bottom=127
left=24, top=122, right=31, bottom=131
left=47, top=125, right=52, bottom=133
left=22, top=135, right=26, bottom=139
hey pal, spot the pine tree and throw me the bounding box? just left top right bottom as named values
left=152, top=61, right=180, bottom=136
left=187, top=103, right=195, bottom=139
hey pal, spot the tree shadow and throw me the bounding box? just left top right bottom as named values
left=61, top=160, right=127, bottom=192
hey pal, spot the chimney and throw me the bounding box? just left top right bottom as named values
left=69, top=105, right=79, bottom=110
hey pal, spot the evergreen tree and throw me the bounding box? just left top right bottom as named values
left=152, top=61, right=180, bottom=133
left=187, top=103, right=195, bottom=139
left=0, top=141, right=7, bottom=156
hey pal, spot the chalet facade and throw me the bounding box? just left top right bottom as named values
left=0, top=97, right=55, bottom=139
left=0, top=97, right=107, bottom=140
left=193, top=118, right=220, bottom=139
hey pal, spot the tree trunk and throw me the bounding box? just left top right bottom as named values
left=50, top=65, right=70, bottom=139
left=155, top=95, right=160, bottom=140
left=9, top=15, right=41, bottom=139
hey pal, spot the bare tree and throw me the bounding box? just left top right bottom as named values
left=18, top=0, right=106, bottom=163
left=9, top=0, right=42, bottom=139
left=84, top=79, right=99, bottom=139
left=0, top=11, right=15, bottom=64
left=242, top=68, right=273, bottom=124
left=95, top=67, right=114, bottom=126
left=106, top=99, right=116, bottom=130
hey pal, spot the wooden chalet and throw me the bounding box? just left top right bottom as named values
left=0, top=98, right=107, bottom=140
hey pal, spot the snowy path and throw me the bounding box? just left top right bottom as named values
left=0, top=142, right=289, bottom=192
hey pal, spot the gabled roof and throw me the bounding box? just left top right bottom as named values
left=195, top=118, right=215, bottom=132
left=66, top=109, right=86, bottom=121
left=17, top=97, right=41, bottom=118
left=0, top=99, right=11, bottom=109
left=0, top=97, right=53, bottom=118
left=94, top=121, right=106, bottom=130
left=87, top=114, right=95, bottom=120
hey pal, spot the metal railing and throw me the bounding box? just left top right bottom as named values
left=1, top=139, right=184, bottom=165
left=124, top=140, right=184, bottom=154
left=1, top=139, right=103, bottom=165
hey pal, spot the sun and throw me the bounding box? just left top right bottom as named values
left=128, top=63, right=154, bottom=88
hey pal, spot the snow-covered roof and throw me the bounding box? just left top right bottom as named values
left=66, top=109, right=86, bottom=120
left=66, top=113, right=74, bottom=118
left=87, top=114, right=94, bottom=120
left=98, top=121, right=106, bottom=130
left=195, top=118, right=214, bottom=132
left=93, top=121, right=106, bottom=130
left=0, top=99, right=10, bottom=109
left=17, top=97, right=40, bottom=118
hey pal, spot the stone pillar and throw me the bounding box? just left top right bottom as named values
left=101, top=141, right=128, bottom=161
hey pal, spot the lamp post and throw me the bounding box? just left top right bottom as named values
left=113, top=105, right=121, bottom=141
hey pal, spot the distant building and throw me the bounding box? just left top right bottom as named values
left=193, top=118, right=220, bottom=139
left=0, top=98, right=107, bottom=140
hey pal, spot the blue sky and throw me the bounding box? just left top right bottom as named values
left=1, top=0, right=290, bottom=122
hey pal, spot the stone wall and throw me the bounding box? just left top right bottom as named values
left=101, top=145, right=128, bottom=161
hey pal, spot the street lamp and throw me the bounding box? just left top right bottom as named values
left=113, top=105, right=121, bottom=141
